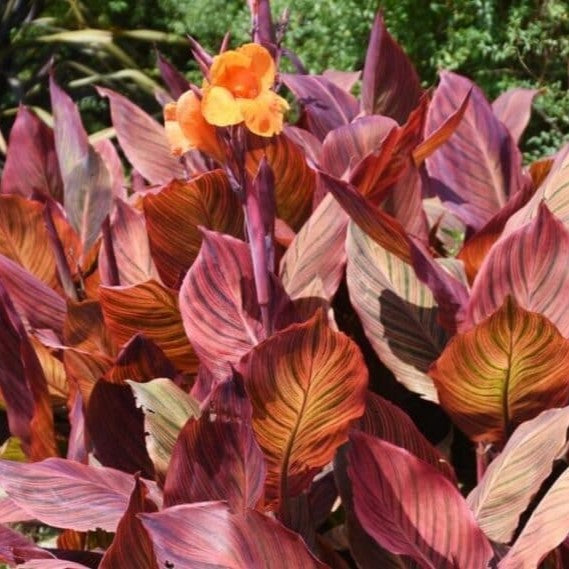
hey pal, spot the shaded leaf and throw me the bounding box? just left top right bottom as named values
left=468, top=406, right=569, bottom=543
left=100, top=280, right=198, bottom=372
left=129, top=378, right=200, bottom=477
left=0, top=458, right=161, bottom=532
left=425, top=71, right=525, bottom=231
left=140, top=502, right=328, bottom=569
left=348, top=432, right=493, bottom=568
left=156, top=51, right=190, bottom=99
left=97, top=87, right=184, bottom=184
left=430, top=296, right=569, bottom=445
left=1, top=106, right=63, bottom=201
left=492, top=88, right=539, bottom=144
left=93, top=139, right=125, bottom=199
left=99, top=199, right=161, bottom=286
left=361, top=12, right=422, bottom=124
left=143, top=171, right=243, bottom=289
left=0, top=523, right=54, bottom=566
left=240, top=310, right=368, bottom=506
left=346, top=222, right=445, bottom=401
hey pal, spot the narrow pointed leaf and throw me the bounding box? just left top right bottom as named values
left=140, top=502, right=328, bottom=569
left=240, top=310, right=368, bottom=506
left=100, top=280, right=198, bottom=372
left=430, top=296, right=569, bottom=444
left=129, top=378, right=200, bottom=477
left=425, top=71, right=524, bottom=231
left=465, top=204, right=569, bottom=337
left=468, top=406, right=569, bottom=543
left=281, top=74, right=359, bottom=141
left=99, top=477, right=158, bottom=569
left=347, top=222, right=445, bottom=401
left=0, top=458, right=160, bottom=532
left=93, top=139, right=125, bottom=199
left=361, top=12, right=422, bottom=124
left=156, top=51, right=190, bottom=99
left=492, top=88, right=539, bottom=144
left=1, top=106, right=63, bottom=201
left=99, top=199, right=160, bottom=286
left=97, top=87, right=184, bottom=184
left=348, top=432, right=493, bottom=568
left=500, top=467, right=569, bottom=569
left=143, top=171, right=243, bottom=289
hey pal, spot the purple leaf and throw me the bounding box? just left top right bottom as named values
left=361, top=12, right=422, bottom=124
left=492, top=88, right=540, bottom=144
left=0, top=524, right=54, bottom=566
left=156, top=51, right=190, bottom=100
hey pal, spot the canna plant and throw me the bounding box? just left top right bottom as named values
left=1, top=0, right=569, bottom=567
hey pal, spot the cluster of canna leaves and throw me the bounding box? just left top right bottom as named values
left=1, top=0, right=569, bottom=567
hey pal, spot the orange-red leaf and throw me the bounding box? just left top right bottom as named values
left=143, top=170, right=243, bottom=289
left=430, top=296, right=569, bottom=445
left=240, top=310, right=368, bottom=507
left=99, top=280, right=198, bottom=373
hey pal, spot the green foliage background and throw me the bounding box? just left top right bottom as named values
left=1, top=0, right=568, bottom=160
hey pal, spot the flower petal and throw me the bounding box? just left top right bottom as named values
left=238, top=43, right=276, bottom=91
left=202, top=85, right=244, bottom=127
left=239, top=91, right=289, bottom=137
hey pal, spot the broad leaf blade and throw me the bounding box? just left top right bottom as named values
left=468, top=406, right=569, bottom=543
left=240, top=310, right=368, bottom=506
left=431, top=296, right=569, bottom=444
left=140, top=502, right=328, bottom=569
left=348, top=432, right=493, bottom=568
left=492, top=88, right=539, bottom=144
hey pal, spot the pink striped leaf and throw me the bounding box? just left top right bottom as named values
left=425, top=71, right=525, bottom=231
left=239, top=310, right=368, bottom=507
left=93, top=139, right=126, bottom=199
left=281, top=73, right=359, bottom=141
left=0, top=458, right=161, bottom=532
left=492, top=88, right=540, bottom=145
left=1, top=106, right=63, bottom=201
left=348, top=431, right=494, bottom=568
left=97, top=87, right=184, bottom=184
left=17, top=561, right=90, bottom=569
left=431, top=296, right=569, bottom=445
left=140, top=502, right=328, bottom=569
left=468, top=406, right=569, bottom=543
left=361, top=12, right=422, bottom=124
left=346, top=222, right=446, bottom=401
left=0, top=524, right=54, bottom=565
left=99, top=199, right=161, bottom=287
left=464, top=204, right=569, bottom=337
left=499, top=466, right=569, bottom=569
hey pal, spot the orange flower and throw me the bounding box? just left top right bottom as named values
left=163, top=90, right=223, bottom=161
left=201, top=43, right=289, bottom=137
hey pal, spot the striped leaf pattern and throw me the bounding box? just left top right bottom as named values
left=99, top=280, right=198, bottom=372
left=347, top=222, right=446, bottom=401
left=430, top=296, right=569, bottom=444
left=240, top=310, right=368, bottom=507
left=280, top=193, right=348, bottom=303
left=178, top=230, right=265, bottom=381
left=348, top=432, right=493, bottom=569
left=465, top=204, right=569, bottom=337
left=425, top=71, right=525, bottom=231
left=468, top=406, right=569, bottom=543
left=140, top=502, right=328, bottom=569
left=499, top=467, right=569, bottom=568
left=143, top=170, right=243, bottom=289
left=99, top=199, right=161, bottom=287
left=246, top=132, right=315, bottom=231
left=129, top=378, right=200, bottom=478
left=97, top=87, right=184, bottom=184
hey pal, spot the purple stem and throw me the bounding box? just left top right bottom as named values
left=102, top=215, right=120, bottom=286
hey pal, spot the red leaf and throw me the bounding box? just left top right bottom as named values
left=464, top=204, right=569, bottom=337
left=425, top=71, right=525, bottom=231
left=492, top=88, right=540, bottom=144
left=140, top=502, right=328, bottom=569
left=1, top=106, right=63, bottom=201
left=348, top=432, right=493, bottom=568
left=361, top=12, right=422, bottom=124
left=0, top=458, right=161, bottom=532
left=99, top=476, right=158, bottom=569
left=97, top=87, right=184, bottom=184
left=282, top=74, right=359, bottom=141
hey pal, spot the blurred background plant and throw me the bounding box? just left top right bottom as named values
left=1, top=0, right=568, bottom=164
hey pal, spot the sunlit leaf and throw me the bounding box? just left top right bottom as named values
left=492, top=87, right=539, bottom=144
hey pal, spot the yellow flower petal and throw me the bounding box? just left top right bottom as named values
left=238, top=91, right=289, bottom=137
left=237, top=43, right=276, bottom=91
left=201, top=85, right=244, bottom=127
